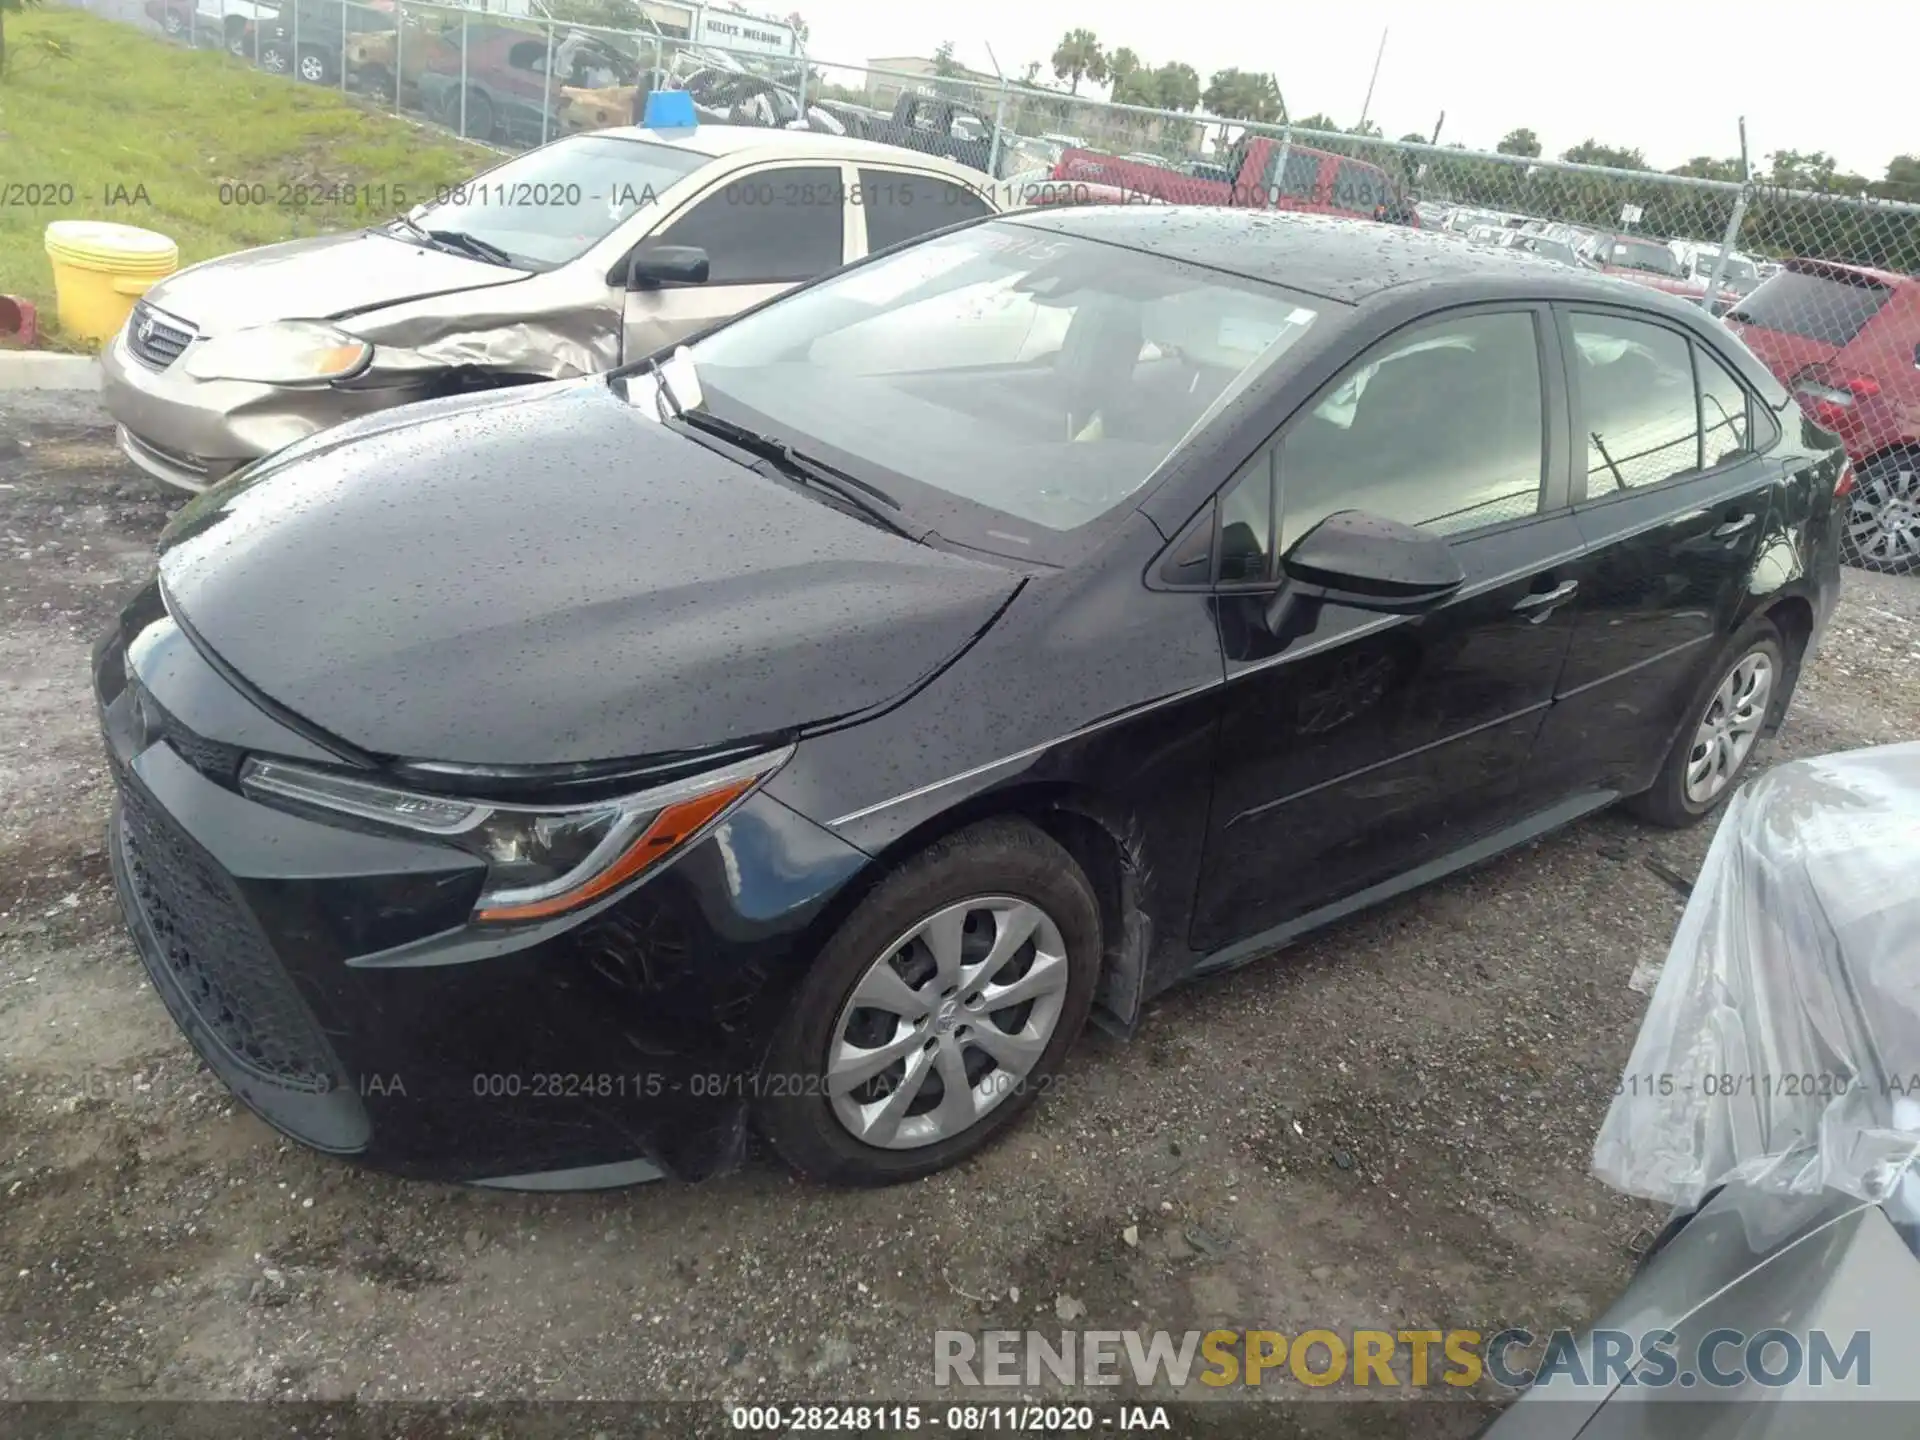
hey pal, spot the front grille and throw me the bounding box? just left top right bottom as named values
left=126, top=302, right=196, bottom=371
left=118, top=773, right=342, bottom=1094
left=125, top=671, right=246, bottom=784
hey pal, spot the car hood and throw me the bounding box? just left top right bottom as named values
left=154, top=380, right=1022, bottom=767
left=142, top=230, right=525, bottom=334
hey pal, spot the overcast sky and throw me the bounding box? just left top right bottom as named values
left=793, top=0, right=1915, bottom=177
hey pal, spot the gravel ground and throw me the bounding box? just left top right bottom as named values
left=2, top=393, right=1916, bottom=1432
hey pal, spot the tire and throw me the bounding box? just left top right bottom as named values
left=758, top=818, right=1101, bottom=1186
left=160, top=8, right=185, bottom=37
left=259, top=40, right=291, bottom=75
left=1627, top=616, right=1786, bottom=828
left=450, top=87, right=495, bottom=141
left=1841, top=450, right=1920, bottom=575
left=296, top=45, right=334, bottom=85
left=224, top=17, right=249, bottom=56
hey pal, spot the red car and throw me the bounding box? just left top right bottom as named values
left=1578, top=231, right=1744, bottom=314
left=1726, top=260, right=1920, bottom=573
left=1051, top=136, right=1416, bottom=225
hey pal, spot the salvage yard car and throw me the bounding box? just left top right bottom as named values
left=96, top=208, right=1843, bottom=1190
left=99, top=125, right=998, bottom=492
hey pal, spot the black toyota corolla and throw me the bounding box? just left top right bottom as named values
left=96, top=207, right=1845, bottom=1190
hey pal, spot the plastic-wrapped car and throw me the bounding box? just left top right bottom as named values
left=1488, top=742, right=1920, bottom=1437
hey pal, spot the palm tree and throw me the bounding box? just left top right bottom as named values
left=1050, top=28, right=1106, bottom=95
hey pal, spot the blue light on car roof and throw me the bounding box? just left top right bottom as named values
left=644, top=90, right=698, bottom=129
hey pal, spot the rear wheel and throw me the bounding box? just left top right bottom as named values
left=1627, top=617, right=1785, bottom=828
left=296, top=45, right=334, bottom=84
left=758, top=819, right=1100, bottom=1185
left=1842, top=450, right=1920, bottom=575
left=223, top=16, right=249, bottom=56
left=259, top=40, right=291, bottom=75
left=445, top=87, right=495, bottom=141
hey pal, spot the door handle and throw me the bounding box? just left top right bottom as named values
left=1512, top=579, right=1578, bottom=619
left=1712, top=513, right=1756, bottom=539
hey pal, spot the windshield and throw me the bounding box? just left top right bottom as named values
left=676, top=221, right=1322, bottom=542
left=408, top=134, right=707, bottom=270
left=1604, top=238, right=1681, bottom=276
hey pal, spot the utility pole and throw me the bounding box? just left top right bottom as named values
left=1357, top=26, right=1387, bottom=131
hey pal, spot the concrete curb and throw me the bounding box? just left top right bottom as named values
left=0, top=352, right=103, bottom=393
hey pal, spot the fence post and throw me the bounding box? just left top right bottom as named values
left=340, top=0, right=348, bottom=90
left=393, top=2, right=404, bottom=116
left=794, top=42, right=807, bottom=115
left=539, top=21, right=553, bottom=146
left=252, top=1, right=259, bottom=66
left=291, top=0, right=299, bottom=81
left=458, top=12, right=469, bottom=137
left=1270, top=124, right=1293, bottom=209
left=986, top=75, right=1009, bottom=179
left=1700, top=117, right=1751, bottom=313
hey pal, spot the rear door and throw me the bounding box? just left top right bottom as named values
left=1528, top=307, right=1778, bottom=798
left=620, top=162, right=850, bottom=360
left=1190, top=304, right=1583, bottom=952
left=849, top=166, right=994, bottom=258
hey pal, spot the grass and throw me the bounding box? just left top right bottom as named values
left=0, top=7, right=494, bottom=347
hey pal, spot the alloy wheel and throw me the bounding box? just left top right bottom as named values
left=1684, top=650, right=1773, bottom=806
left=827, top=896, right=1070, bottom=1150
left=261, top=45, right=288, bottom=73
left=1847, top=459, right=1920, bottom=572
left=299, top=52, right=327, bottom=83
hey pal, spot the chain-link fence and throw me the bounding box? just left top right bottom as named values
left=53, top=0, right=1920, bottom=558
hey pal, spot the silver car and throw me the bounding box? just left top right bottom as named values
left=101, top=126, right=999, bottom=491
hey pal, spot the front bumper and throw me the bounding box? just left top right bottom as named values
left=94, top=594, right=871, bottom=1185
left=99, top=322, right=424, bottom=494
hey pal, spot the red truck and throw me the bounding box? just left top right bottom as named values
left=1050, top=135, right=1417, bottom=224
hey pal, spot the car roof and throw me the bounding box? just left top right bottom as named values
left=599, top=124, right=987, bottom=177
left=1784, top=256, right=1911, bottom=288
left=1002, top=206, right=1691, bottom=306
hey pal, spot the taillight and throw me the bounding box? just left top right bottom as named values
left=1834, top=460, right=1855, bottom=498
left=1793, top=369, right=1880, bottom=432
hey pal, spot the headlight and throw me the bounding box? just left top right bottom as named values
left=182, top=322, right=372, bottom=385
left=239, top=745, right=793, bottom=922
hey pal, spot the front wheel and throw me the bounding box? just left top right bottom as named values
left=259, top=39, right=290, bottom=74
left=1628, top=618, right=1785, bottom=828
left=758, top=819, right=1101, bottom=1185
left=1842, top=451, right=1920, bottom=575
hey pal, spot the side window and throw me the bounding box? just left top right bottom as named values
left=1696, top=345, right=1752, bottom=468
left=656, top=165, right=844, bottom=284
left=858, top=168, right=991, bottom=253
left=1217, top=448, right=1276, bottom=584
left=1331, top=161, right=1388, bottom=212
left=1571, top=313, right=1699, bottom=492
left=1261, top=147, right=1321, bottom=200
left=1278, top=310, right=1545, bottom=549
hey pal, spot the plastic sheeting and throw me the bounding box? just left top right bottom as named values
left=1592, top=741, right=1920, bottom=1209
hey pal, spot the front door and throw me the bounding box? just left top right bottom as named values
left=621, top=163, right=852, bottom=362
left=1529, top=308, right=1777, bottom=798
left=1191, top=305, right=1583, bottom=953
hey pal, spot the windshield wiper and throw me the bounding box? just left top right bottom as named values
left=425, top=228, right=518, bottom=268
left=673, top=410, right=916, bottom=539
left=646, top=355, right=684, bottom=421
left=388, top=213, right=432, bottom=242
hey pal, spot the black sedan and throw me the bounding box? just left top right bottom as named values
left=94, top=208, right=1847, bottom=1189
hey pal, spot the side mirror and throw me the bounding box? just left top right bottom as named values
left=626, top=245, right=709, bottom=290
left=1265, top=510, right=1465, bottom=634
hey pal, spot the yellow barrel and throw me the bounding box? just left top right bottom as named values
left=43, top=221, right=180, bottom=344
